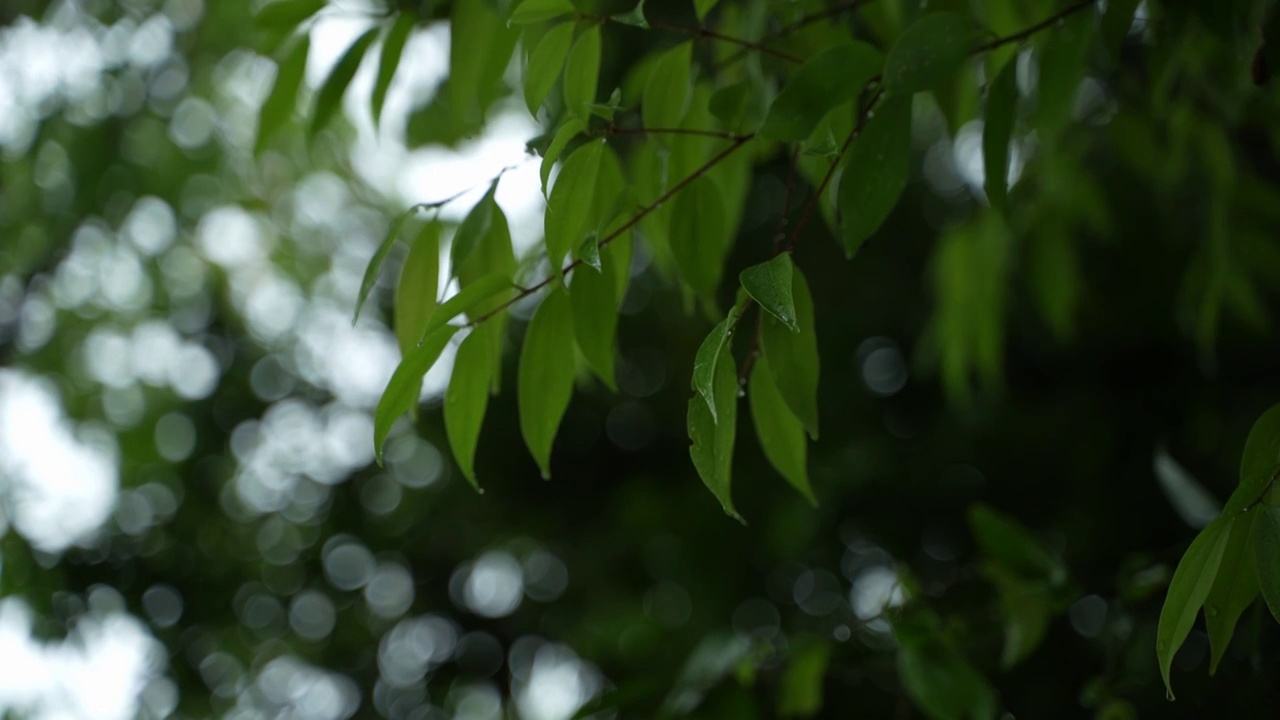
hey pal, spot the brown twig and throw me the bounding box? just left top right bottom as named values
left=644, top=18, right=803, bottom=64
left=970, top=0, right=1096, bottom=54
left=604, top=126, right=744, bottom=140
left=713, top=0, right=872, bottom=70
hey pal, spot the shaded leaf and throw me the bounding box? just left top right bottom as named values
left=1254, top=506, right=1280, bottom=623
left=451, top=0, right=519, bottom=127
left=374, top=325, right=459, bottom=463
left=759, top=43, right=882, bottom=141
left=445, top=327, right=500, bottom=490
left=1227, top=403, right=1280, bottom=513
left=570, top=238, right=620, bottom=388
left=688, top=350, right=741, bottom=519
left=883, top=13, right=977, bottom=95
left=1101, top=0, right=1141, bottom=59
left=518, top=289, right=576, bottom=478
left=671, top=176, right=728, bottom=297
left=898, top=641, right=998, bottom=720
left=661, top=634, right=753, bottom=715
left=256, top=35, right=310, bottom=156
left=1034, top=10, right=1093, bottom=137
left=760, top=269, right=819, bottom=438
left=694, top=0, right=719, bottom=22
left=355, top=205, right=423, bottom=324
left=309, top=27, right=378, bottom=139
left=255, top=0, right=325, bottom=29
left=541, top=117, right=587, bottom=194
left=1156, top=516, right=1232, bottom=699
left=778, top=639, right=830, bottom=717
left=838, top=93, right=912, bottom=256
left=691, top=297, right=747, bottom=422
left=1205, top=511, right=1258, bottom=674
left=740, top=253, right=797, bottom=332
left=983, top=563, right=1053, bottom=669
left=643, top=42, right=693, bottom=132
left=509, top=0, right=575, bottom=24
left=749, top=356, right=815, bottom=505
left=968, top=503, right=1064, bottom=580
left=372, top=12, right=415, bottom=128
left=982, top=57, right=1017, bottom=210
left=563, top=25, right=601, bottom=121
left=546, top=140, right=604, bottom=273
left=524, top=22, right=575, bottom=115
left=612, top=0, right=648, bottom=28
left=393, top=221, right=441, bottom=356
left=1154, top=448, right=1222, bottom=529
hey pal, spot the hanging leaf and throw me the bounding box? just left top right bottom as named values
left=355, top=205, right=424, bottom=324
left=691, top=298, right=747, bottom=422
left=255, top=0, right=325, bottom=29
left=1156, top=517, right=1232, bottom=699
left=1204, top=511, right=1258, bottom=674
left=688, top=348, right=741, bottom=519
left=394, top=221, right=441, bottom=356
left=749, top=356, right=815, bottom=505
left=374, top=325, right=460, bottom=464
left=571, top=238, right=620, bottom=388
left=1227, top=403, right=1280, bottom=513
left=451, top=181, right=500, bottom=275
left=541, top=118, right=587, bottom=194
left=982, top=58, right=1017, bottom=210
left=509, top=0, right=576, bottom=24
left=982, top=563, right=1054, bottom=669
left=1034, top=10, right=1093, bottom=138
left=524, top=22, right=575, bottom=116
left=546, top=140, right=605, bottom=274
left=425, top=273, right=513, bottom=339
left=671, top=176, right=729, bottom=297
left=760, top=269, right=820, bottom=438
left=518, top=289, right=576, bottom=478
left=883, top=13, right=977, bottom=95
left=643, top=43, right=694, bottom=133
left=1254, top=506, right=1280, bottom=623
left=897, top=640, right=999, bottom=720
left=372, top=13, right=416, bottom=128
left=838, top=93, right=912, bottom=257
left=309, top=27, right=379, bottom=139
left=660, top=634, right=753, bottom=716
left=777, top=639, right=830, bottom=717
left=740, top=253, right=798, bottom=332
left=759, top=43, right=882, bottom=141
left=563, top=25, right=602, bottom=121
left=445, top=327, right=500, bottom=490
left=451, top=0, right=519, bottom=127
left=256, top=35, right=310, bottom=156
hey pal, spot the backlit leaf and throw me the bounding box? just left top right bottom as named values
left=749, top=356, right=815, bottom=505
left=541, top=117, right=587, bottom=194
left=563, top=25, right=601, bottom=121
left=518, top=289, right=576, bottom=478
left=355, top=204, right=423, bottom=324
left=256, top=35, right=310, bottom=155
left=1156, top=517, right=1232, bottom=699
left=838, top=93, right=912, bottom=256
left=508, top=0, right=575, bottom=25
left=689, top=348, right=740, bottom=519
left=740, top=253, right=797, bottom=332
left=393, top=221, right=441, bottom=356
left=426, top=273, right=513, bottom=338
left=883, top=13, right=977, bottom=95
left=759, top=43, right=882, bottom=141
left=982, top=57, right=1017, bottom=210
left=445, top=327, right=499, bottom=490
left=255, top=0, right=325, bottom=29
left=374, top=324, right=459, bottom=463
left=760, top=269, right=819, bottom=438
left=524, top=22, right=574, bottom=115
left=309, top=27, right=378, bottom=139
left=372, top=13, right=415, bottom=128
left=451, top=0, right=519, bottom=127
left=546, top=140, right=604, bottom=273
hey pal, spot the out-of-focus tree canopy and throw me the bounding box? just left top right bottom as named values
left=1, top=0, right=1280, bottom=718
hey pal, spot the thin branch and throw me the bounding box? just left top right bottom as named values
left=971, top=0, right=1096, bottom=54
left=467, top=135, right=757, bottom=327
left=714, top=0, right=872, bottom=70
left=409, top=160, right=530, bottom=212
left=642, top=18, right=803, bottom=64
left=773, top=146, right=801, bottom=253
left=738, top=311, right=765, bottom=385
left=604, top=126, right=744, bottom=140
left=1241, top=468, right=1280, bottom=513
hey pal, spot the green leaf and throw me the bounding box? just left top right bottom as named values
left=393, top=221, right=441, bottom=356
left=692, top=298, right=747, bottom=422
left=451, top=0, right=519, bottom=127
left=256, top=35, right=310, bottom=155
left=451, top=181, right=500, bottom=276
left=509, top=0, right=575, bottom=24
left=1204, top=511, right=1258, bottom=674
left=541, top=118, right=586, bottom=195
left=518, top=289, right=576, bottom=478
left=778, top=639, right=830, bottom=718
left=611, top=0, right=648, bottom=28
left=570, top=238, right=620, bottom=388
left=355, top=205, right=423, bottom=324
left=445, top=327, right=500, bottom=490
left=523, top=22, right=574, bottom=115
left=661, top=634, right=753, bottom=716
left=967, top=503, right=1063, bottom=581
left=309, top=27, right=378, bottom=139
left=898, top=642, right=999, bottom=720
left=643, top=43, right=693, bottom=132
left=838, top=93, right=912, bottom=257
left=1254, top=506, right=1280, bottom=623
left=883, top=13, right=977, bottom=95
left=671, top=176, right=728, bottom=297
left=374, top=325, right=460, bottom=464
left=982, top=58, right=1017, bottom=210
left=546, top=139, right=604, bottom=273
left=372, top=13, right=415, bottom=128
left=740, top=253, right=797, bottom=332
left=1034, top=11, right=1093, bottom=137
left=426, top=273, right=513, bottom=338
left=694, top=0, right=719, bottom=22
left=1156, top=516, right=1232, bottom=700
left=255, top=0, right=325, bottom=29
left=982, top=563, right=1053, bottom=669
left=1228, top=403, right=1280, bottom=514
left=1101, top=0, right=1141, bottom=59
left=759, top=43, right=882, bottom=141
left=688, top=349, right=741, bottom=520
left=760, top=269, right=819, bottom=438
left=577, top=232, right=602, bottom=271
left=563, top=25, right=601, bottom=121
left=749, top=356, right=815, bottom=505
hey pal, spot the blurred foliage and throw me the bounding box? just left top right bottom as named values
left=1, top=0, right=1280, bottom=718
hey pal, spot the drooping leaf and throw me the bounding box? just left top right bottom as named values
left=256, top=35, right=310, bottom=156
left=691, top=298, right=747, bottom=422
left=760, top=269, right=819, bottom=438
left=660, top=634, right=753, bottom=716
left=982, top=57, right=1017, bottom=210
left=1227, top=403, right=1280, bottom=513
left=355, top=205, right=423, bottom=324
left=254, top=0, right=325, bottom=29
left=1254, top=506, right=1280, bottom=623
left=838, top=93, right=912, bottom=256
left=570, top=239, right=620, bottom=389
left=1034, top=10, right=1093, bottom=137
left=563, top=25, right=601, bottom=121
left=898, top=641, right=999, bottom=720
left=451, top=0, right=519, bottom=127
left=670, top=175, right=728, bottom=297
left=759, top=43, right=882, bottom=141
left=546, top=139, right=604, bottom=273
left=451, top=181, right=500, bottom=276
left=643, top=42, right=694, bottom=132
left=982, top=563, right=1053, bottom=669
left=749, top=356, right=815, bottom=505
left=393, top=221, right=441, bottom=356
left=509, top=0, right=575, bottom=24
left=541, top=117, right=587, bottom=194
left=688, top=349, right=741, bottom=519
left=883, top=13, right=977, bottom=95
left=524, top=22, right=575, bottom=116
left=1204, top=511, right=1258, bottom=674
left=425, top=273, right=513, bottom=339
left=374, top=325, right=460, bottom=463
left=372, top=12, right=416, bottom=128
left=740, top=253, right=797, bottom=332
left=518, top=289, right=576, bottom=478
left=694, top=0, right=719, bottom=22
left=309, top=27, right=379, bottom=139
left=1156, top=516, right=1232, bottom=699
left=778, top=639, right=830, bottom=717
left=445, top=327, right=500, bottom=490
